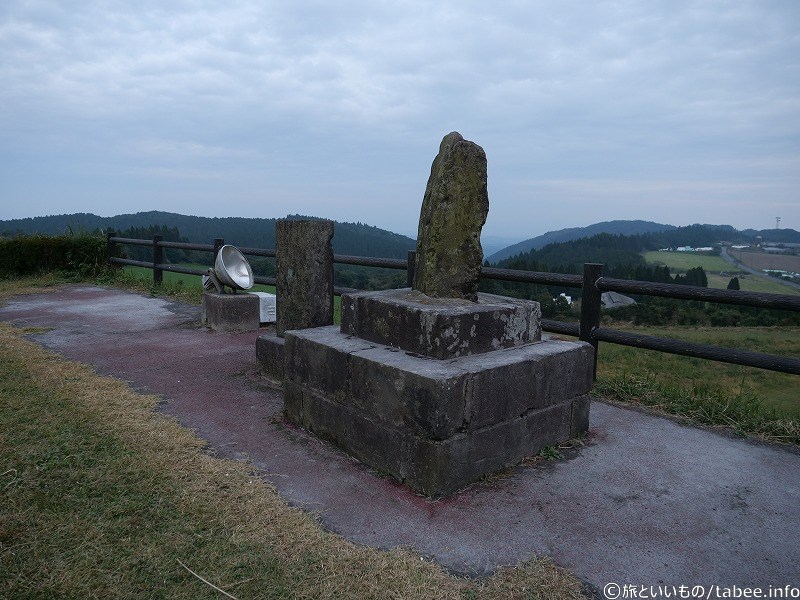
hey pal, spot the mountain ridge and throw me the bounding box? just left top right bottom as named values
left=4, top=212, right=798, bottom=263
left=486, top=220, right=677, bottom=263
left=0, top=211, right=417, bottom=259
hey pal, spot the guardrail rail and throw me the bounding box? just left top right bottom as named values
left=107, top=232, right=800, bottom=377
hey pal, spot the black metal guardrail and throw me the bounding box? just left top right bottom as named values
left=106, top=232, right=800, bottom=377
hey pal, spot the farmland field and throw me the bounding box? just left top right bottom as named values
left=727, top=248, right=800, bottom=273
left=643, top=251, right=800, bottom=295
left=642, top=251, right=730, bottom=272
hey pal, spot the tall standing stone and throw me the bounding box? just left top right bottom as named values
left=275, top=219, right=334, bottom=336
left=413, top=132, right=488, bottom=301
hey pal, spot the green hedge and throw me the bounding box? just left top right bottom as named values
left=0, top=233, right=108, bottom=278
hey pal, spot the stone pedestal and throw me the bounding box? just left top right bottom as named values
left=275, top=219, right=334, bottom=336
left=202, top=292, right=260, bottom=332
left=259, top=219, right=335, bottom=382
left=284, top=289, right=593, bottom=497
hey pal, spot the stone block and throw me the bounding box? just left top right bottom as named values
left=202, top=292, right=260, bottom=332
left=256, top=333, right=285, bottom=383
left=284, top=325, right=593, bottom=445
left=284, top=378, right=585, bottom=497
left=346, top=347, right=470, bottom=440
left=457, top=342, right=594, bottom=430
left=284, top=326, right=466, bottom=440
left=276, top=131, right=594, bottom=496
left=290, top=383, right=413, bottom=481
left=411, top=399, right=575, bottom=496
left=285, top=326, right=591, bottom=440
left=340, top=288, right=541, bottom=360
left=284, top=327, right=376, bottom=399
left=275, top=219, right=334, bottom=336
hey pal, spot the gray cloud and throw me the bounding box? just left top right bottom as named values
left=1, top=0, right=798, bottom=237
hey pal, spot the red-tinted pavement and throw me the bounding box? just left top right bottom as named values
left=2, top=285, right=799, bottom=591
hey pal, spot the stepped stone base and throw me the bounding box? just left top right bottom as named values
left=202, top=292, right=260, bottom=332
left=284, top=325, right=593, bottom=496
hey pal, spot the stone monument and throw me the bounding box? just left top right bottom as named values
left=256, top=219, right=334, bottom=381
left=282, top=133, right=593, bottom=496
left=414, top=131, right=488, bottom=300
left=275, top=219, right=334, bottom=335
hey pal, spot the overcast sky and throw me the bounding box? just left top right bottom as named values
left=1, top=1, right=798, bottom=241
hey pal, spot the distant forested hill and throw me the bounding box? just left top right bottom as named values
left=741, top=228, right=800, bottom=244
left=487, top=220, right=677, bottom=263
left=490, top=223, right=799, bottom=270
left=492, top=224, right=799, bottom=273
left=0, top=211, right=416, bottom=259
left=482, top=223, right=800, bottom=327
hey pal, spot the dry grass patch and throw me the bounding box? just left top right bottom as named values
left=0, top=273, right=69, bottom=303
left=0, top=300, right=585, bottom=598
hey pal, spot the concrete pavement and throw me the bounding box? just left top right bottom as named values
left=1, top=285, right=798, bottom=590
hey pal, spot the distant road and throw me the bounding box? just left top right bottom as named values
left=720, top=246, right=800, bottom=292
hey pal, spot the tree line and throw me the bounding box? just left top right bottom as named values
left=1, top=211, right=417, bottom=259
left=482, top=228, right=799, bottom=326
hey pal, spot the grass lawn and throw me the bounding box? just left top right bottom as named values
left=594, top=325, right=800, bottom=443
left=0, top=275, right=584, bottom=598
left=122, top=264, right=277, bottom=293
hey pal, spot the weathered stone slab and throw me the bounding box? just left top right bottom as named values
left=202, top=292, right=260, bottom=332
left=285, top=377, right=589, bottom=497
left=284, top=326, right=592, bottom=441
left=283, top=328, right=376, bottom=399
left=340, top=288, right=541, bottom=360
left=457, top=342, right=594, bottom=430
left=256, top=332, right=285, bottom=383
left=275, top=219, right=334, bottom=336
left=413, top=132, right=488, bottom=301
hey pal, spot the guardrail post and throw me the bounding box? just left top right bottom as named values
left=153, top=234, right=163, bottom=286
left=580, top=263, right=603, bottom=380
left=406, top=251, right=416, bottom=288
left=213, top=238, right=225, bottom=260
left=106, top=230, right=116, bottom=266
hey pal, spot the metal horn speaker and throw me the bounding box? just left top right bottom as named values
left=202, top=245, right=254, bottom=293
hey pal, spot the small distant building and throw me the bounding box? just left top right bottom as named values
left=601, top=291, right=636, bottom=309
left=555, top=293, right=572, bottom=305
left=675, top=245, right=713, bottom=253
